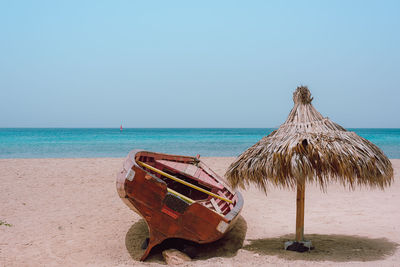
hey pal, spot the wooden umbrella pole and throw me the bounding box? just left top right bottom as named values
left=295, top=176, right=305, bottom=242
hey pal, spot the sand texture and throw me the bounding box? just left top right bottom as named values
left=0, top=157, right=399, bottom=266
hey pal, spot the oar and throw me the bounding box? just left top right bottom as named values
left=167, top=188, right=194, bottom=204
left=137, top=161, right=233, bottom=204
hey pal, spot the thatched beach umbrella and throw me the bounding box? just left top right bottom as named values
left=225, top=86, right=393, bottom=250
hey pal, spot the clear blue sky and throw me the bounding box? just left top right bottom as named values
left=1, top=0, right=399, bottom=128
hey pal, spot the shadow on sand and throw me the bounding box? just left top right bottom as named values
left=243, top=234, right=398, bottom=262
left=125, top=216, right=247, bottom=264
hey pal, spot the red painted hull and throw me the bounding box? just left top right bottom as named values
left=116, top=150, right=243, bottom=260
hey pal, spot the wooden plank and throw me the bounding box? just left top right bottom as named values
left=138, top=161, right=233, bottom=204
left=295, top=177, right=305, bottom=242
left=156, top=160, right=223, bottom=189
left=161, top=206, right=179, bottom=219
left=193, top=167, right=202, bottom=179
left=218, top=190, right=232, bottom=200
left=185, top=164, right=198, bottom=177
left=210, top=198, right=222, bottom=214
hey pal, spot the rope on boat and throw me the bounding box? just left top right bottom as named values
left=137, top=161, right=233, bottom=204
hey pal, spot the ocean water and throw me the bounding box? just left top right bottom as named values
left=0, top=128, right=399, bottom=159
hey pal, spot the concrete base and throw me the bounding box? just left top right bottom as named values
left=284, top=240, right=313, bottom=252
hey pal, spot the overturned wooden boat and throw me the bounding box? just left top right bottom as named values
left=116, top=150, right=243, bottom=260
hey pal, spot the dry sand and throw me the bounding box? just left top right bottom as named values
left=0, top=157, right=399, bottom=266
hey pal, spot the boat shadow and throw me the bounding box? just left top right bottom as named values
left=125, top=215, right=247, bottom=263
left=243, top=234, right=398, bottom=262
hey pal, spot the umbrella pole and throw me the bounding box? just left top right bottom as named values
left=295, top=177, right=305, bottom=242
left=285, top=176, right=312, bottom=251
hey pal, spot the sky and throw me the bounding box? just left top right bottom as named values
left=0, top=0, right=399, bottom=128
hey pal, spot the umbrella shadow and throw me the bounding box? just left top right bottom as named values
left=243, top=234, right=398, bottom=262
left=125, top=216, right=247, bottom=263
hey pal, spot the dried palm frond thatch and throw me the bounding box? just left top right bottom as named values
left=226, top=86, right=393, bottom=192
left=225, top=86, right=394, bottom=247
left=225, top=86, right=393, bottom=247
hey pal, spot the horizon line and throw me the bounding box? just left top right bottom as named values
left=1, top=127, right=399, bottom=129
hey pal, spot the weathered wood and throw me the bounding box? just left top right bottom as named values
left=210, top=198, right=222, bottom=214
left=295, top=177, right=305, bottom=242
left=156, top=159, right=223, bottom=189
left=138, top=161, right=232, bottom=204
left=116, top=149, right=244, bottom=261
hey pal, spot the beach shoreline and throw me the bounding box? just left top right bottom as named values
left=1, top=157, right=399, bottom=266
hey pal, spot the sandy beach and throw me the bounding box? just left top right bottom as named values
left=0, top=157, right=399, bottom=266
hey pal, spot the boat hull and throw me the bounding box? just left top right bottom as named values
left=116, top=150, right=243, bottom=260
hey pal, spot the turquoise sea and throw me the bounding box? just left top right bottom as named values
left=0, top=128, right=399, bottom=159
